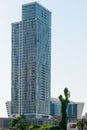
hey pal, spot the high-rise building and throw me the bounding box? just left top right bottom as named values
left=11, top=2, right=51, bottom=119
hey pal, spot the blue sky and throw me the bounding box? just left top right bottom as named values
left=0, top=0, right=87, bottom=117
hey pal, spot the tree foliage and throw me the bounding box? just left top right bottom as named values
left=76, top=118, right=87, bottom=130
left=59, top=88, right=70, bottom=130
left=9, top=116, right=29, bottom=130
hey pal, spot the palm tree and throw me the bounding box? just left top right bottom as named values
left=76, top=118, right=86, bottom=130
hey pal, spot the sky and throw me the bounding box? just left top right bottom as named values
left=0, top=0, right=87, bottom=117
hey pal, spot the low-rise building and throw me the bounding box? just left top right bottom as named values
left=5, top=101, right=12, bottom=118
left=0, top=118, right=12, bottom=130
left=50, top=97, right=84, bottom=122
left=50, top=98, right=60, bottom=116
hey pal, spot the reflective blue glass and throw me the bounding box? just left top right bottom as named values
left=11, top=2, right=51, bottom=119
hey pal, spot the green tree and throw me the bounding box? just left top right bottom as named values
left=9, top=116, right=29, bottom=130
left=76, top=118, right=86, bottom=130
left=59, top=88, right=70, bottom=130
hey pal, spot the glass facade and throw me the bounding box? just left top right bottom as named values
left=50, top=99, right=79, bottom=122
left=50, top=101, right=60, bottom=116
left=11, top=2, right=51, bottom=119
left=11, top=23, right=20, bottom=115
left=68, top=104, right=77, bottom=122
